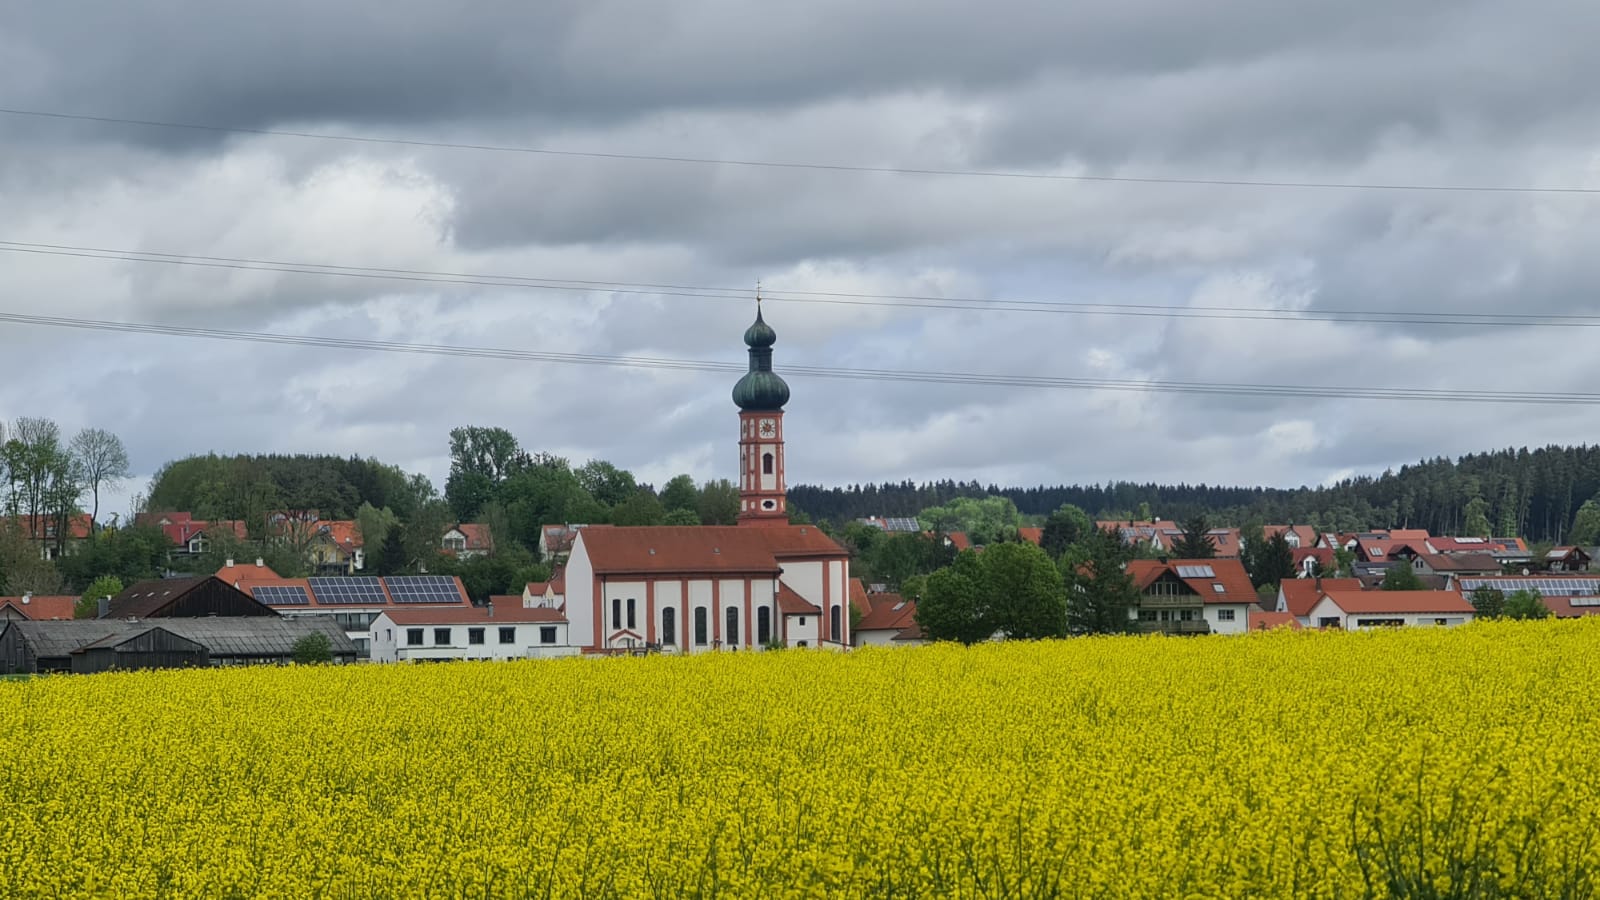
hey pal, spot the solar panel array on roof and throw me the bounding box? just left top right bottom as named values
left=307, top=577, right=387, bottom=605
left=1457, top=577, right=1600, bottom=598
left=384, top=575, right=462, bottom=604
left=253, top=585, right=310, bottom=606
left=1176, top=565, right=1215, bottom=578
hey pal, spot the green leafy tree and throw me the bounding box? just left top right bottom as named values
left=1468, top=586, right=1505, bottom=618
left=659, top=474, right=699, bottom=515
left=696, top=480, right=740, bottom=525
left=56, top=524, right=174, bottom=590
left=377, top=528, right=408, bottom=576
left=981, top=541, right=1067, bottom=640
left=402, top=499, right=456, bottom=574
left=1333, top=546, right=1356, bottom=578
left=1503, top=589, right=1551, bottom=620
left=291, top=631, right=333, bottom=665
left=917, top=496, right=1022, bottom=547
left=445, top=426, right=521, bottom=520
left=1570, top=498, right=1600, bottom=548
left=869, top=533, right=955, bottom=590
left=611, top=489, right=666, bottom=526
left=1172, top=516, right=1217, bottom=559
left=354, top=503, right=399, bottom=557
left=1040, top=504, right=1092, bottom=559
left=664, top=508, right=700, bottom=526
left=1463, top=496, right=1493, bottom=539
left=1061, top=527, right=1141, bottom=636
left=76, top=575, right=123, bottom=619
left=915, top=551, right=990, bottom=644
left=1380, top=564, right=1424, bottom=591
left=576, top=460, right=639, bottom=508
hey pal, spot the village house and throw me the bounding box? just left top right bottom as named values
left=1454, top=574, right=1600, bottom=617
left=1545, top=546, right=1592, bottom=572
left=1124, top=558, right=1258, bottom=636
left=853, top=591, right=923, bottom=646
left=1305, top=589, right=1474, bottom=630
left=137, top=512, right=248, bottom=557
left=10, top=513, right=95, bottom=560
left=1411, top=552, right=1504, bottom=579
left=368, top=600, right=575, bottom=663
left=441, top=523, right=493, bottom=559
left=1277, top=577, right=1364, bottom=627
left=0, top=594, right=78, bottom=622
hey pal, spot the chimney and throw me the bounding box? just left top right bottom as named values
left=255, top=558, right=265, bottom=567
left=20, top=592, right=30, bottom=605
left=486, top=600, right=495, bottom=619
left=225, top=558, right=234, bottom=569
left=1315, top=575, right=1322, bottom=592
left=97, top=597, right=110, bottom=619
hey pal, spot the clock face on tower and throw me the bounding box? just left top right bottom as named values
left=758, top=418, right=777, bottom=438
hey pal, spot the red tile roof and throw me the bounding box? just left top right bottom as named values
left=1389, top=529, right=1432, bottom=542
left=320, top=520, right=363, bottom=550
left=378, top=604, right=566, bottom=625
left=445, top=523, right=493, bottom=552
left=776, top=583, right=821, bottom=615
left=848, top=578, right=872, bottom=617
left=1415, top=552, right=1502, bottom=573
left=1318, top=590, right=1474, bottom=615
left=1280, top=578, right=1362, bottom=617
left=142, top=513, right=246, bottom=547
left=1537, top=596, right=1600, bottom=618
left=0, top=595, right=79, bottom=620
left=577, top=526, right=845, bottom=576
left=215, top=560, right=289, bottom=588
left=947, top=532, right=972, bottom=551
left=1126, top=558, right=1256, bottom=604
left=1292, top=547, right=1335, bottom=569
left=856, top=594, right=916, bottom=632
left=1264, top=525, right=1319, bottom=548
left=1017, top=527, right=1043, bottom=546
left=9, top=514, right=95, bottom=541
left=1248, top=610, right=1302, bottom=631
left=892, top=620, right=925, bottom=641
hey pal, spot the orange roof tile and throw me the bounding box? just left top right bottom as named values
left=1280, top=578, right=1362, bottom=617
left=8, top=514, right=95, bottom=541
left=1248, top=610, right=1302, bottom=631
left=1126, top=558, right=1257, bottom=604
left=1318, top=590, right=1474, bottom=615
left=0, top=595, right=79, bottom=620
left=857, top=594, right=916, bottom=631
left=776, top=584, right=821, bottom=615
left=848, top=578, right=872, bottom=616
left=1017, top=527, right=1043, bottom=546
left=379, top=604, right=565, bottom=625
left=578, top=526, right=845, bottom=576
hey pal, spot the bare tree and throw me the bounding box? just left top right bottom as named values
left=70, top=428, right=130, bottom=532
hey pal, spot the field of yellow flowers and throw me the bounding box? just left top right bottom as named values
left=2, top=620, right=1599, bottom=898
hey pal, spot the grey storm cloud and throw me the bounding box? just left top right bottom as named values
left=3, top=0, right=1600, bottom=514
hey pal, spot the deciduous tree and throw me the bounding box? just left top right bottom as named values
left=69, top=428, right=129, bottom=533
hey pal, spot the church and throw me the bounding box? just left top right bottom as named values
left=563, top=306, right=852, bottom=652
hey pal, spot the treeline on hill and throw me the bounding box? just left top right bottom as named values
left=790, top=444, right=1600, bottom=544
left=138, top=427, right=743, bottom=602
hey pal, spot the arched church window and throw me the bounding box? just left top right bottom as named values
left=830, top=605, right=841, bottom=643
left=757, top=607, right=772, bottom=644
left=726, top=607, right=740, bottom=646
left=695, top=608, right=708, bottom=646
left=763, top=453, right=774, bottom=475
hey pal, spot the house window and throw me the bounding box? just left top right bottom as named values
left=499, top=627, right=516, bottom=644
left=469, top=627, right=485, bottom=645
left=830, top=605, right=841, bottom=641
left=385, top=629, right=392, bottom=642
left=434, top=628, right=451, bottom=645
left=443, top=535, right=466, bottom=552
left=798, top=616, right=806, bottom=626
left=406, top=628, right=424, bottom=646
left=726, top=607, right=739, bottom=646
left=757, top=607, right=771, bottom=644
left=1217, top=609, right=1235, bottom=622
left=1178, top=610, right=1196, bottom=622
left=539, top=626, right=557, bottom=644
left=192, top=538, right=208, bottom=554
left=662, top=608, right=676, bottom=645
left=762, top=453, right=774, bottom=475
left=1318, top=617, right=1341, bottom=629
left=626, top=598, right=636, bottom=629
left=695, top=608, right=708, bottom=645
left=612, top=598, right=621, bottom=630
left=1138, top=610, right=1157, bottom=622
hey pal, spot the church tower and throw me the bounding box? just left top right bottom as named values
left=732, top=303, right=791, bottom=526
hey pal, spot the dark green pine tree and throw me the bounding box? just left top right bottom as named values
left=1172, top=516, right=1217, bottom=559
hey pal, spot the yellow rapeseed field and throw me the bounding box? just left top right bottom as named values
left=2, top=619, right=1599, bottom=898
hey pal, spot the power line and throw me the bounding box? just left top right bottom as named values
left=4, top=239, right=1598, bottom=329
left=4, top=106, right=1598, bottom=196
left=0, top=308, right=1596, bottom=406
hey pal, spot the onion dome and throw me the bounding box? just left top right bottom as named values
left=732, top=307, right=790, bottom=411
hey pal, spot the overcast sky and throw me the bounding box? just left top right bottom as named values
left=4, top=1, right=1600, bottom=520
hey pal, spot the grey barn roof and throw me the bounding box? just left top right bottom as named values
left=6, top=616, right=354, bottom=659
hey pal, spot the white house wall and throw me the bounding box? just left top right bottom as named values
left=564, top=541, right=596, bottom=647
left=1205, top=604, right=1250, bottom=635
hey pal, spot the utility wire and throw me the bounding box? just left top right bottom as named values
left=3, top=240, right=1597, bottom=329
left=0, top=309, right=1596, bottom=406
left=3, top=106, right=1598, bottom=195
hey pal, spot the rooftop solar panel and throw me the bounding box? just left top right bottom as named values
left=252, top=585, right=310, bottom=606
left=307, top=577, right=387, bottom=605
left=384, top=575, right=464, bottom=604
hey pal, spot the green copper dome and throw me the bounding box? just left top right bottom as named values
left=733, top=307, right=790, bottom=411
